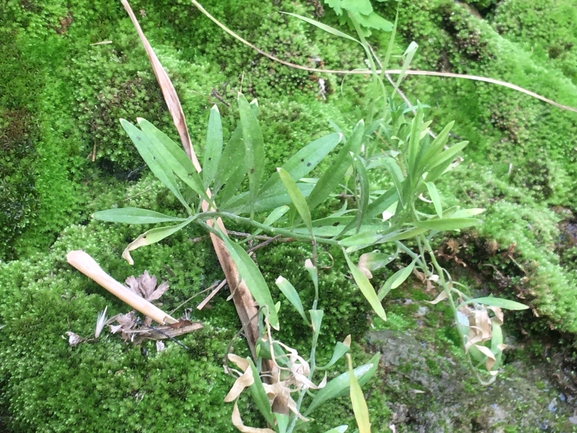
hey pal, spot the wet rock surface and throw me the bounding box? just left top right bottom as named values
left=365, top=330, right=577, bottom=432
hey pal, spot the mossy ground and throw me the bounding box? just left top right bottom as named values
left=2, top=0, right=577, bottom=431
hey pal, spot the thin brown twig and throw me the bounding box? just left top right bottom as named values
left=189, top=0, right=577, bottom=114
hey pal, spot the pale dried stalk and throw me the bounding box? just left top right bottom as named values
left=122, top=0, right=262, bottom=360
left=189, top=0, right=577, bottom=114
left=66, top=250, right=178, bottom=325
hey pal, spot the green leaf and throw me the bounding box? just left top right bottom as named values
left=414, top=218, right=482, bottom=231
left=352, top=154, right=370, bottom=230
left=203, top=104, right=223, bottom=188
left=461, top=297, right=529, bottom=311
left=121, top=119, right=189, bottom=211
left=425, top=182, right=443, bottom=218
left=366, top=187, right=398, bottom=219
left=305, top=353, right=380, bottom=416
left=419, top=121, right=454, bottom=171
left=407, top=108, right=425, bottom=178
left=308, top=120, right=364, bottom=211
left=310, top=309, right=324, bottom=347
left=93, top=207, right=188, bottom=225
left=275, top=276, right=308, bottom=324
left=340, top=231, right=382, bottom=250
left=137, top=119, right=210, bottom=204
left=423, top=141, right=468, bottom=174
left=322, top=427, right=348, bottom=433
left=219, top=231, right=280, bottom=329
left=278, top=167, right=312, bottom=235
left=448, top=208, right=485, bottom=218
left=214, top=125, right=246, bottom=198
left=238, top=94, right=265, bottom=214
left=344, top=251, right=387, bottom=321
left=352, top=11, right=394, bottom=32
left=394, top=41, right=418, bottom=91
left=347, top=354, right=371, bottom=433
left=378, top=157, right=405, bottom=206
left=379, top=261, right=416, bottom=301
left=247, top=358, right=275, bottom=425
left=122, top=219, right=194, bottom=265
left=262, top=206, right=290, bottom=226
left=377, top=226, right=428, bottom=243
left=274, top=413, right=289, bottom=433
left=259, top=133, right=342, bottom=198
left=318, top=336, right=351, bottom=370
left=283, top=12, right=360, bottom=43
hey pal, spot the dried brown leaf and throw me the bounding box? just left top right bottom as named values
left=224, top=367, right=255, bottom=403
left=231, top=401, right=275, bottom=433
left=148, top=281, right=169, bottom=302
left=65, top=332, right=83, bottom=347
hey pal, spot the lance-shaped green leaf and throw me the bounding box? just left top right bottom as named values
left=344, top=251, right=387, bottom=321
left=122, top=218, right=194, bottom=265
left=259, top=133, right=342, bottom=198
left=275, top=276, right=308, bottom=324
left=203, top=104, right=223, bottom=188
left=448, top=208, right=485, bottom=219
left=238, top=93, right=265, bottom=213
left=414, top=217, right=482, bottom=231
left=407, top=108, right=424, bottom=176
left=219, top=231, right=279, bottom=329
left=340, top=231, right=383, bottom=251
left=214, top=125, right=246, bottom=198
left=223, top=183, right=313, bottom=215
left=378, top=156, right=405, bottom=206
left=460, top=297, right=528, bottom=311
left=121, top=119, right=189, bottom=212
left=366, top=187, right=398, bottom=219
left=347, top=354, right=371, bottom=433
left=310, top=309, right=324, bottom=347
left=317, top=335, right=351, bottom=370
left=250, top=205, right=290, bottom=238
left=305, top=353, right=380, bottom=416
left=419, top=120, right=454, bottom=171
left=93, top=207, right=188, bottom=225
left=425, top=182, right=443, bottom=218
left=423, top=141, right=468, bottom=174
left=352, top=154, right=370, bottom=230
left=394, top=41, right=418, bottom=92
left=490, top=322, right=505, bottom=370
left=246, top=357, right=275, bottom=426
left=274, top=413, right=289, bottom=433
left=307, top=120, right=364, bottom=211
left=137, top=119, right=211, bottom=204
left=278, top=167, right=312, bottom=235
left=322, top=427, right=348, bottom=433
left=379, top=260, right=416, bottom=301
left=375, top=226, right=428, bottom=243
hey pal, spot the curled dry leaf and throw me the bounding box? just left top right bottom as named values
left=231, top=401, right=275, bottom=433
left=109, top=311, right=138, bottom=340
left=225, top=342, right=326, bottom=425
left=125, top=271, right=170, bottom=302
left=357, top=254, right=373, bottom=279
left=459, top=303, right=507, bottom=371
left=64, top=331, right=83, bottom=347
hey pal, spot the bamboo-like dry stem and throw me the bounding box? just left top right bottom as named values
left=66, top=250, right=178, bottom=325
left=121, top=0, right=264, bottom=361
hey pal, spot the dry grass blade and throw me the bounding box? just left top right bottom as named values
left=121, top=0, right=199, bottom=167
